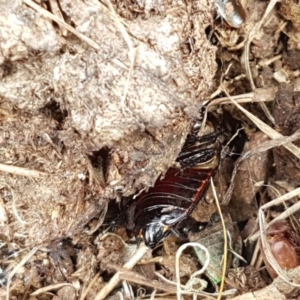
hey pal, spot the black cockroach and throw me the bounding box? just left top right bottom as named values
left=126, top=114, right=221, bottom=248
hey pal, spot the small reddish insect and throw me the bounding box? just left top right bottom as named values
left=126, top=114, right=221, bottom=248
left=263, top=220, right=299, bottom=278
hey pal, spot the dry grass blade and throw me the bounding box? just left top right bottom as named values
left=79, top=273, right=101, bottom=300
left=242, top=0, right=279, bottom=123
left=242, top=0, right=279, bottom=88
left=119, top=272, right=176, bottom=293
left=48, top=0, right=67, bottom=36
left=248, top=188, right=300, bottom=242
left=250, top=241, right=263, bottom=267
left=206, top=87, right=277, bottom=107
left=222, top=87, right=300, bottom=158
left=216, top=85, right=300, bottom=288
left=23, top=0, right=100, bottom=49
left=0, top=163, right=47, bottom=178
left=30, top=283, right=77, bottom=296
left=210, top=178, right=228, bottom=300
left=6, top=247, right=38, bottom=300
left=95, top=244, right=149, bottom=300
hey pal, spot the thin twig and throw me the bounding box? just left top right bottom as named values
left=7, top=247, right=38, bottom=300
left=119, top=272, right=175, bottom=293
left=242, top=0, right=279, bottom=123
left=95, top=244, right=149, bottom=300
left=0, top=163, right=47, bottom=178
left=243, top=0, right=279, bottom=89
left=221, top=87, right=300, bottom=159
left=31, top=283, right=76, bottom=296
left=48, top=0, right=68, bottom=36
left=250, top=240, right=262, bottom=267
left=205, top=87, right=277, bottom=107
left=23, top=0, right=100, bottom=50
left=211, top=178, right=227, bottom=300
left=248, top=191, right=300, bottom=242
left=79, top=273, right=101, bottom=300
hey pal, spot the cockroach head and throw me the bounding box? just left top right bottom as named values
left=141, top=222, right=169, bottom=249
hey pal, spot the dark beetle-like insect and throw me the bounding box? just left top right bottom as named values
left=126, top=114, right=221, bottom=248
